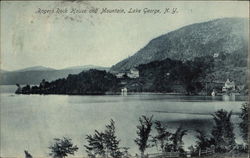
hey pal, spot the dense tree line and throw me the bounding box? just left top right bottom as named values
left=16, top=69, right=120, bottom=95
left=137, top=56, right=214, bottom=94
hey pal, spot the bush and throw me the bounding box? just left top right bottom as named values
left=48, top=137, right=78, bottom=158
left=239, top=103, right=248, bottom=149
left=211, top=109, right=236, bottom=152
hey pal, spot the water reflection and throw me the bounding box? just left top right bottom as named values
left=222, top=94, right=236, bottom=101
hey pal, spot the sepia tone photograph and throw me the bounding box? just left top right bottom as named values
left=0, top=1, right=249, bottom=158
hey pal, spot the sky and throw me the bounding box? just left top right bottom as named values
left=1, top=1, right=249, bottom=71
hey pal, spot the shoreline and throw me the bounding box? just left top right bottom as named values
left=1, top=84, right=247, bottom=97
left=14, top=91, right=248, bottom=97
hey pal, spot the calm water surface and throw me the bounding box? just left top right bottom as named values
left=0, top=85, right=247, bottom=157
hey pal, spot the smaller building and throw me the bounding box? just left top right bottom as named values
left=116, top=72, right=125, bottom=78
left=115, top=68, right=139, bottom=79
left=213, top=53, right=219, bottom=58
left=222, top=79, right=235, bottom=92
left=127, top=68, right=139, bottom=78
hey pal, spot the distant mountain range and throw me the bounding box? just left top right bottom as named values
left=110, top=18, right=249, bottom=72
left=13, top=66, right=56, bottom=72
left=0, top=65, right=109, bottom=85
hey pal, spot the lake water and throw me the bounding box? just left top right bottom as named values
left=0, top=85, right=247, bottom=157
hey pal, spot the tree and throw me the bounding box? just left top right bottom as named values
left=168, top=126, right=187, bottom=153
left=134, top=115, right=153, bottom=158
left=151, top=122, right=188, bottom=154
left=188, top=145, right=196, bottom=157
left=211, top=109, right=236, bottom=152
left=24, top=150, right=32, bottom=158
left=151, top=121, right=171, bottom=152
left=103, top=119, right=123, bottom=158
left=84, top=119, right=125, bottom=158
left=49, top=137, right=78, bottom=158
left=195, top=130, right=212, bottom=150
left=85, top=131, right=106, bottom=158
left=121, top=147, right=131, bottom=158
left=239, top=103, right=248, bottom=144
left=22, top=85, right=31, bottom=94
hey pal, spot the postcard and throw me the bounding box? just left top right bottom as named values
left=0, top=1, right=249, bottom=158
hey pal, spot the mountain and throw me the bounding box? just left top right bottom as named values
left=62, top=65, right=108, bottom=70
left=0, top=65, right=110, bottom=85
left=14, top=66, right=55, bottom=72
left=110, top=18, right=249, bottom=72
left=61, top=65, right=109, bottom=73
